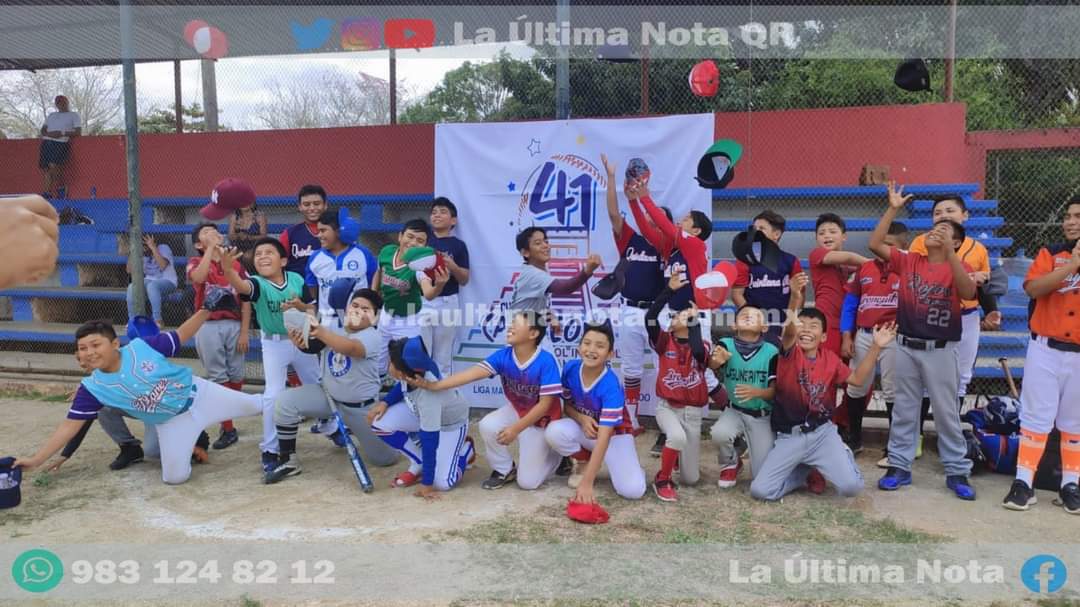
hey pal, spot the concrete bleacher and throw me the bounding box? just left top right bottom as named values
left=0, top=184, right=1026, bottom=383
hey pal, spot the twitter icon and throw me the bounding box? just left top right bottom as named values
left=291, top=18, right=335, bottom=50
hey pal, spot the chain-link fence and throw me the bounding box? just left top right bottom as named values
left=0, top=2, right=1077, bottom=390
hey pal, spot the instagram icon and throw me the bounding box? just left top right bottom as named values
left=341, top=17, right=380, bottom=50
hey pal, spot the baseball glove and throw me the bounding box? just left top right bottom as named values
left=202, top=286, right=239, bottom=312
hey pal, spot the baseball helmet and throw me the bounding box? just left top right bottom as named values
left=338, top=207, right=361, bottom=244
left=126, top=315, right=160, bottom=341
left=327, top=277, right=359, bottom=313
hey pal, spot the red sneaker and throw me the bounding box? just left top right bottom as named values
left=717, top=459, right=742, bottom=489
left=807, top=468, right=826, bottom=495
left=653, top=478, right=679, bottom=502
left=392, top=470, right=421, bottom=488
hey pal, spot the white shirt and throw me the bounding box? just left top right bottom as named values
left=43, top=111, right=81, bottom=143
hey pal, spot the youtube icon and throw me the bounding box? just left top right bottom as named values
left=384, top=18, right=435, bottom=49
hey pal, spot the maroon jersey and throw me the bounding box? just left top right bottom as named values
left=653, top=331, right=711, bottom=408
left=186, top=257, right=247, bottom=321
left=772, top=346, right=850, bottom=431
left=809, top=247, right=850, bottom=327
left=886, top=248, right=969, bottom=342
left=847, top=259, right=899, bottom=329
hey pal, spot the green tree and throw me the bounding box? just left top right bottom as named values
left=138, top=102, right=208, bottom=133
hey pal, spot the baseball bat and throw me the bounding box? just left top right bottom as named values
left=998, top=357, right=1020, bottom=400
left=320, top=380, right=374, bottom=493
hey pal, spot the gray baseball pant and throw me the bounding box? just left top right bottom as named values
left=710, top=406, right=774, bottom=479
left=195, top=319, right=245, bottom=383
left=750, top=422, right=863, bottom=501
left=887, top=341, right=972, bottom=476
left=655, top=399, right=703, bottom=485
left=98, top=406, right=160, bottom=459
left=273, top=384, right=399, bottom=467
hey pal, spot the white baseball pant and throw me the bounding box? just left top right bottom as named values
left=956, top=310, right=981, bottom=398
left=1019, top=337, right=1080, bottom=434
left=616, top=303, right=652, bottom=421
left=260, top=334, right=321, bottom=454
left=378, top=313, right=422, bottom=375
left=418, top=293, right=461, bottom=377
left=158, top=377, right=264, bottom=484
left=846, top=328, right=897, bottom=401
left=478, top=404, right=560, bottom=490
left=544, top=418, right=647, bottom=499
left=372, top=403, right=472, bottom=491
left=654, top=399, right=704, bottom=485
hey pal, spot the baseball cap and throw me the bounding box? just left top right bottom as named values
left=731, top=227, right=782, bottom=274
left=200, top=178, right=256, bottom=221
left=0, top=457, right=22, bottom=510
left=695, top=139, right=742, bottom=190
left=689, top=59, right=720, bottom=97
left=694, top=261, right=738, bottom=310
left=566, top=499, right=609, bottom=524
left=404, top=246, right=444, bottom=281
left=126, top=315, right=160, bottom=341
left=338, top=207, right=361, bottom=244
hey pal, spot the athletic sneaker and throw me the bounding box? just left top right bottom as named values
left=650, top=433, right=667, bottom=457
left=264, top=453, right=301, bottom=484
left=109, top=444, right=144, bottom=471
left=653, top=478, right=678, bottom=502
left=717, top=459, right=742, bottom=489
left=567, top=460, right=585, bottom=489
left=555, top=456, right=573, bottom=476
left=877, top=467, right=912, bottom=491
left=876, top=455, right=890, bottom=469
left=482, top=465, right=517, bottom=490
left=1002, top=479, right=1037, bottom=511
left=1055, top=483, right=1080, bottom=514
left=326, top=428, right=348, bottom=448
left=261, top=451, right=279, bottom=474
left=309, top=418, right=337, bottom=435
left=946, top=475, right=976, bottom=501
left=806, top=468, right=826, bottom=495
left=212, top=428, right=239, bottom=450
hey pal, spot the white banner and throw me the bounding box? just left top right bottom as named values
left=435, top=114, right=714, bottom=411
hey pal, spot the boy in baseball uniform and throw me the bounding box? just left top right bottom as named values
left=1002, top=200, right=1080, bottom=513
left=839, top=221, right=907, bottom=458
left=373, top=219, right=451, bottom=375
left=600, top=155, right=667, bottom=435
left=14, top=309, right=264, bottom=485
left=408, top=311, right=563, bottom=490
left=303, top=209, right=377, bottom=324
left=187, top=222, right=252, bottom=450
left=870, top=182, right=979, bottom=500
left=424, top=197, right=471, bottom=377
left=809, top=213, right=869, bottom=357
left=748, top=275, right=894, bottom=501
left=220, top=239, right=321, bottom=473
left=265, top=288, right=398, bottom=484
left=279, top=184, right=328, bottom=277
left=369, top=335, right=475, bottom=498
left=709, top=305, right=779, bottom=489
left=545, top=321, right=647, bottom=502
left=510, top=227, right=601, bottom=351
left=732, top=210, right=804, bottom=344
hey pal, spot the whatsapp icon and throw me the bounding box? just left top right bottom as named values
left=11, top=549, right=63, bottom=593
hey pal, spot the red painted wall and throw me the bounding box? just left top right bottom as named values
left=0, top=103, right=975, bottom=198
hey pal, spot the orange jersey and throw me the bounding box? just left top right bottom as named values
left=1026, top=242, right=1080, bottom=345
left=909, top=234, right=990, bottom=310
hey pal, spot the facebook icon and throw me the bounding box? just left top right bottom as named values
left=1021, top=555, right=1067, bottom=593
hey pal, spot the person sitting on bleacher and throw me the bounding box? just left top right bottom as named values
left=126, top=234, right=177, bottom=328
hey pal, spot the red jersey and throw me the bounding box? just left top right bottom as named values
left=847, top=259, right=900, bottom=329
left=631, top=195, right=711, bottom=308
left=1026, top=242, right=1080, bottom=345
left=186, top=256, right=247, bottom=321
left=653, top=331, right=711, bottom=407
left=886, top=248, right=970, bottom=342
left=772, top=346, right=850, bottom=431
left=809, top=247, right=850, bottom=326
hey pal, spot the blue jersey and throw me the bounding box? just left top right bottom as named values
left=560, top=359, right=631, bottom=433
left=615, top=223, right=664, bottom=304
left=736, top=251, right=802, bottom=321
left=664, top=250, right=694, bottom=311
left=71, top=332, right=193, bottom=425
left=280, top=222, right=322, bottom=276
left=480, top=346, right=562, bottom=427
left=430, top=235, right=470, bottom=297
left=304, top=244, right=378, bottom=319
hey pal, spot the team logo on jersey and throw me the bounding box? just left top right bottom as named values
left=660, top=367, right=703, bottom=391
left=131, top=379, right=169, bottom=413
left=140, top=361, right=157, bottom=374
left=328, top=352, right=352, bottom=378
left=797, top=368, right=829, bottom=413
left=347, top=259, right=360, bottom=271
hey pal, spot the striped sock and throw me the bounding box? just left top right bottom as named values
left=1016, top=428, right=1048, bottom=487
left=1061, top=431, right=1080, bottom=487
